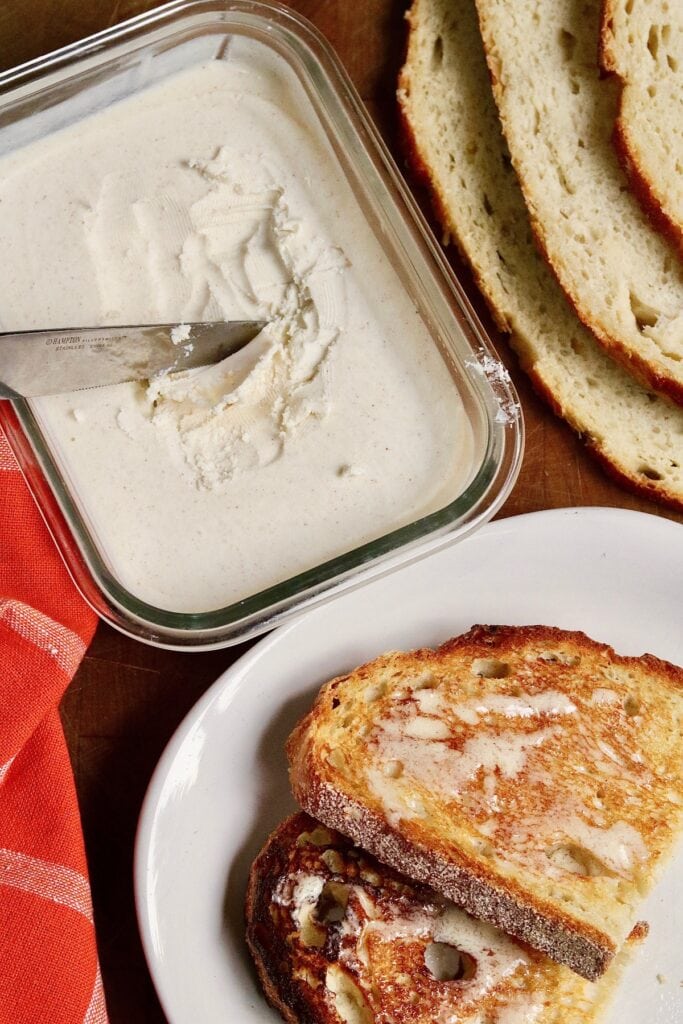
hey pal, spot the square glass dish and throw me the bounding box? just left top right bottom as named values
left=0, top=0, right=523, bottom=650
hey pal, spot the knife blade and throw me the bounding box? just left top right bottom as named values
left=0, top=320, right=267, bottom=399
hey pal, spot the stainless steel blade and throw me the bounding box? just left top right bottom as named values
left=0, top=320, right=267, bottom=399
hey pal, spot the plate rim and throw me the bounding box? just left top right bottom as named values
left=133, top=504, right=683, bottom=1023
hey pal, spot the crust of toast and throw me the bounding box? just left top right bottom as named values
left=286, top=768, right=613, bottom=980
left=287, top=624, right=683, bottom=981
left=246, top=822, right=320, bottom=1024
left=246, top=812, right=638, bottom=1022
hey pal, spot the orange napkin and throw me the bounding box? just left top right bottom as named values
left=0, top=425, right=108, bottom=1023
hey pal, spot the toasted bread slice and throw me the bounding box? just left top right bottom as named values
left=246, top=812, right=635, bottom=1023
left=287, top=625, right=683, bottom=980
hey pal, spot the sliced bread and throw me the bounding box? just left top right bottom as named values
left=473, top=0, right=683, bottom=402
left=398, top=0, right=683, bottom=511
left=287, top=625, right=683, bottom=980
left=246, top=812, right=639, bottom=1024
left=601, top=0, right=683, bottom=254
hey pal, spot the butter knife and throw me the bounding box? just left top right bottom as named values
left=0, top=320, right=267, bottom=399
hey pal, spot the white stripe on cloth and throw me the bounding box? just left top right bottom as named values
left=0, top=429, right=17, bottom=471
left=0, top=755, right=16, bottom=784
left=0, top=848, right=109, bottom=1021
left=83, top=963, right=109, bottom=1024
left=0, top=847, right=93, bottom=924
left=0, top=598, right=86, bottom=676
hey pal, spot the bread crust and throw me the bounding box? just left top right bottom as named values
left=522, top=207, right=683, bottom=404
left=397, top=0, right=683, bottom=512
left=473, top=0, right=683, bottom=406
left=474, top=2, right=683, bottom=406
left=246, top=818, right=332, bottom=1024
left=600, top=0, right=683, bottom=258
left=398, top=51, right=513, bottom=341
left=398, top=80, right=683, bottom=512
left=507, top=333, right=683, bottom=507
left=287, top=624, right=683, bottom=981
left=612, top=113, right=683, bottom=259
left=246, top=811, right=637, bottom=1022
left=599, top=0, right=620, bottom=75
left=287, top=770, right=613, bottom=980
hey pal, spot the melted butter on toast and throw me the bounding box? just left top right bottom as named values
left=247, top=813, right=632, bottom=1024
left=286, top=625, right=683, bottom=978
left=366, top=678, right=649, bottom=881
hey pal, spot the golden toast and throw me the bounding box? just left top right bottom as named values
left=246, top=812, right=642, bottom=1024
left=287, top=625, right=683, bottom=979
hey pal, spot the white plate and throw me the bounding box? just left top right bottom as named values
left=135, top=507, right=683, bottom=1024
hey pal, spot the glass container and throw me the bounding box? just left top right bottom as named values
left=0, top=0, right=523, bottom=649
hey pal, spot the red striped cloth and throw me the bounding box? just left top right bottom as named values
left=0, top=424, right=107, bottom=1023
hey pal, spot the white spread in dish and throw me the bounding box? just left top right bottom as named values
left=0, top=39, right=472, bottom=613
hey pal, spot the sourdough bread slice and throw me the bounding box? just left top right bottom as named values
left=473, top=0, right=683, bottom=402
left=601, top=0, right=683, bottom=254
left=398, top=0, right=683, bottom=511
left=246, top=812, right=640, bottom=1024
left=287, top=625, right=683, bottom=981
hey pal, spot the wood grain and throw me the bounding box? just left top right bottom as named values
left=0, top=2, right=678, bottom=1021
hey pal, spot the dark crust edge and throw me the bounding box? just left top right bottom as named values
left=245, top=813, right=327, bottom=1024
left=598, top=0, right=620, bottom=75
left=599, top=0, right=683, bottom=258
left=507, top=322, right=683, bottom=511
left=290, top=776, right=612, bottom=982
left=287, top=624, right=683, bottom=981
left=523, top=210, right=683, bottom=405
left=245, top=812, right=650, bottom=1023
left=472, top=0, right=683, bottom=407
left=397, top=10, right=683, bottom=513
left=612, top=116, right=683, bottom=259
left=433, top=624, right=683, bottom=686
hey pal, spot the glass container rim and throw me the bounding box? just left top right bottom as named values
left=0, top=0, right=524, bottom=649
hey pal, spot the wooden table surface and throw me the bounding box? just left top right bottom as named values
left=1, top=2, right=679, bottom=1021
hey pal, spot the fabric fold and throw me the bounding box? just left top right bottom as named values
left=0, top=422, right=106, bottom=1024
